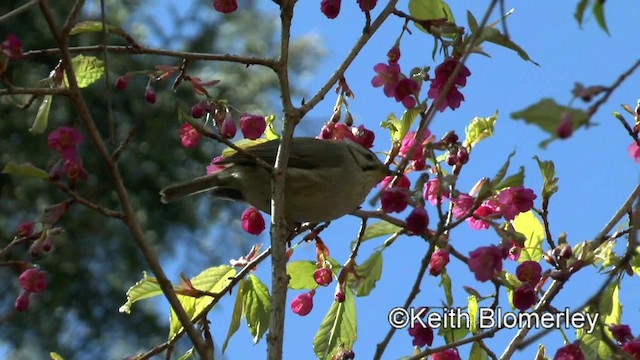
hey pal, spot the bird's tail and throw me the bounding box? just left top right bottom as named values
left=160, top=174, right=221, bottom=203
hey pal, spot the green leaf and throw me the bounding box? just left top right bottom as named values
left=287, top=261, right=319, bottom=290
left=352, top=251, right=383, bottom=297
left=631, top=246, right=640, bottom=277
left=511, top=99, right=590, bottom=148
left=265, top=114, right=280, bottom=140
left=313, top=287, right=357, bottom=360
left=50, top=353, right=64, bottom=360
left=469, top=341, right=489, bottom=360
left=580, top=332, right=613, bottom=360
left=169, top=265, right=236, bottom=340
left=176, top=348, right=195, bottom=360
left=477, top=27, right=538, bottom=65
left=381, top=113, right=401, bottom=142
left=533, top=156, right=559, bottom=200
left=574, top=0, right=589, bottom=25
left=399, top=106, right=423, bottom=141
left=439, top=270, right=453, bottom=307
left=119, top=272, right=162, bottom=314
left=408, top=0, right=456, bottom=36
left=489, top=151, right=515, bottom=190
left=592, top=239, right=617, bottom=268
left=463, top=111, right=498, bottom=148
left=2, top=162, right=49, bottom=180
left=468, top=295, right=478, bottom=333
left=494, top=167, right=525, bottom=192
left=31, top=95, right=52, bottom=134
left=467, top=10, right=479, bottom=33
left=592, top=0, right=609, bottom=35
left=599, top=279, right=621, bottom=328
left=65, top=55, right=104, bottom=88
left=221, top=138, right=270, bottom=157
left=222, top=279, right=245, bottom=353
left=512, top=210, right=545, bottom=262
left=241, top=274, right=271, bottom=343
left=439, top=323, right=469, bottom=345
left=69, top=21, right=137, bottom=43
left=352, top=220, right=402, bottom=247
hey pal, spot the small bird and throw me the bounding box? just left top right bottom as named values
left=160, top=137, right=389, bottom=223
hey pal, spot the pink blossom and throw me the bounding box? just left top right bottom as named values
left=628, top=141, right=640, bottom=163
left=19, top=268, right=47, bottom=293
left=179, top=123, right=201, bottom=148
left=429, top=249, right=450, bottom=276
left=63, top=158, right=88, bottom=184
left=497, top=186, right=537, bottom=221
left=513, top=284, right=536, bottom=311
left=332, top=123, right=357, bottom=142
left=371, top=63, right=401, bottom=97
left=424, top=178, right=450, bottom=206
left=291, top=290, right=314, bottom=316
left=241, top=207, right=265, bottom=235
left=394, top=78, right=419, bottom=108
left=468, top=245, right=502, bottom=282
left=213, top=0, right=238, bottom=13
left=380, top=188, right=409, bottom=213
left=405, top=207, right=429, bottom=234
left=320, top=0, right=341, bottom=19
left=451, top=193, right=474, bottom=219
left=207, top=156, right=225, bottom=175
left=352, top=125, right=375, bottom=148
left=408, top=320, right=433, bottom=347
left=622, top=340, right=640, bottom=360
left=1, top=34, right=23, bottom=60
left=399, top=130, right=431, bottom=161
left=554, top=342, right=584, bottom=360
left=469, top=201, right=500, bottom=230
left=516, top=261, right=542, bottom=286
left=428, top=58, right=471, bottom=112
left=48, top=127, right=84, bottom=161
left=609, top=324, right=634, bottom=345
left=380, top=175, right=410, bottom=190
left=239, top=113, right=266, bottom=140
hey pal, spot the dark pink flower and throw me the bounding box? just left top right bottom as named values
left=380, top=175, right=410, bottom=190
left=497, top=186, right=537, bottom=221
left=63, top=158, right=88, bottom=184
left=19, top=268, right=47, bottom=293
left=468, top=245, right=503, bottom=282
left=321, top=0, right=341, bottom=19
left=513, top=284, right=536, bottom=311
left=432, top=349, right=461, bottom=360
left=179, top=123, right=201, bottom=148
left=609, top=324, right=634, bottom=345
left=399, top=130, right=431, bottom=161
left=357, top=0, right=378, bottom=11
left=318, top=122, right=334, bottom=140
left=291, top=290, right=314, bottom=316
left=628, top=142, right=640, bottom=163
left=622, top=339, right=640, bottom=360
left=516, top=261, right=542, bottom=286
left=48, top=127, right=84, bottom=161
left=331, top=123, right=357, bottom=142
left=451, top=193, right=474, bottom=219
left=2, top=34, right=23, bottom=60
left=429, top=249, right=450, bottom=276
left=405, top=207, right=429, bottom=234
left=221, top=114, right=237, bottom=139
left=352, top=125, right=375, bottom=148
left=15, top=291, right=30, bottom=312
left=394, top=78, right=419, bottom=108
left=554, top=342, right=584, bottom=360
left=469, top=201, right=500, bottom=230
left=239, top=113, right=266, bottom=140
left=408, top=321, right=433, bottom=347
left=428, top=58, right=471, bottom=112
left=380, top=188, right=409, bottom=213
left=213, top=0, right=238, bottom=13
left=424, top=178, right=450, bottom=206
left=371, top=62, right=401, bottom=97
left=16, top=222, right=34, bottom=238
left=313, top=268, right=333, bottom=286
left=207, top=156, right=225, bottom=174
left=241, top=207, right=265, bottom=235
left=387, top=46, right=400, bottom=63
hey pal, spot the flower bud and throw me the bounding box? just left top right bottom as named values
left=554, top=342, right=584, bottom=360
left=114, top=74, right=131, bottom=90
left=313, top=268, right=333, bottom=286
left=380, top=188, right=409, bottom=213
left=16, top=222, right=34, bottom=238
left=179, top=123, right=201, bottom=148
left=320, top=0, right=341, bottom=19
left=387, top=46, right=400, bottom=64
left=221, top=114, right=237, bottom=139
left=429, top=249, right=450, bottom=276
left=191, top=102, right=206, bottom=119
left=622, top=339, right=640, bottom=359
left=557, top=112, right=573, bottom=139
left=334, top=284, right=345, bottom=303
left=19, top=268, right=47, bottom=293
left=239, top=113, right=266, bottom=140
left=15, top=291, right=30, bottom=312
left=241, top=207, right=265, bottom=235
left=144, top=86, right=156, bottom=104
left=291, top=290, right=314, bottom=316
left=609, top=324, right=633, bottom=345
left=432, top=349, right=461, bottom=360
left=457, top=147, right=469, bottom=164
left=405, top=207, right=429, bottom=234
left=213, top=0, right=238, bottom=13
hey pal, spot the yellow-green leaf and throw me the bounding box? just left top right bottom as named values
left=287, top=261, right=319, bottom=290
left=353, top=251, right=383, bottom=297
left=176, top=348, right=196, bottom=360
left=119, top=272, right=162, bottom=314
left=353, top=220, right=401, bottom=247
left=221, top=138, right=269, bottom=157
left=2, top=162, right=49, bottom=180
left=65, top=55, right=104, bottom=88
left=469, top=341, right=489, bottom=360
left=241, top=274, right=271, bottom=343
left=408, top=0, right=456, bottom=37
left=439, top=270, right=453, bottom=307
left=468, top=295, right=478, bottom=333
left=265, top=114, right=280, bottom=140
left=512, top=210, right=545, bottom=262
left=50, top=353, right=64, bottom=360
left=464, top=111, right=498, bottom=148
left=222, top=279, right=245, bottom=353
left=631, top=246, right=640, bottom=277
left=31, top=94, right=52, bottom=134
left=313, top=287, right=357, bottom=360
left=533, top=156, right=559, bottom=199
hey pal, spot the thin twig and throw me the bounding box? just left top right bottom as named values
left=53, top=181, right=126, bottom=219
left=0, top=0, right=37, bottom=24
left=588, top=58, right=640, bottom=117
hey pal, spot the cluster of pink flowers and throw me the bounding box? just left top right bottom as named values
left=47, top=127, right=88, bottom=186
left=317, top=122, right=375, bottom=149
left=427, top=58, right=471, bottom=112
left=320, top=0, right=377, bottom=19
left=371, top=47, right=420, bottom=109
left=180, top=110, right=266, bottom=149
left=16, top=268, right=47, bottom=311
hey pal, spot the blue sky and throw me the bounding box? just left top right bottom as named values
left=129, top=1, right=640, bottom=359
